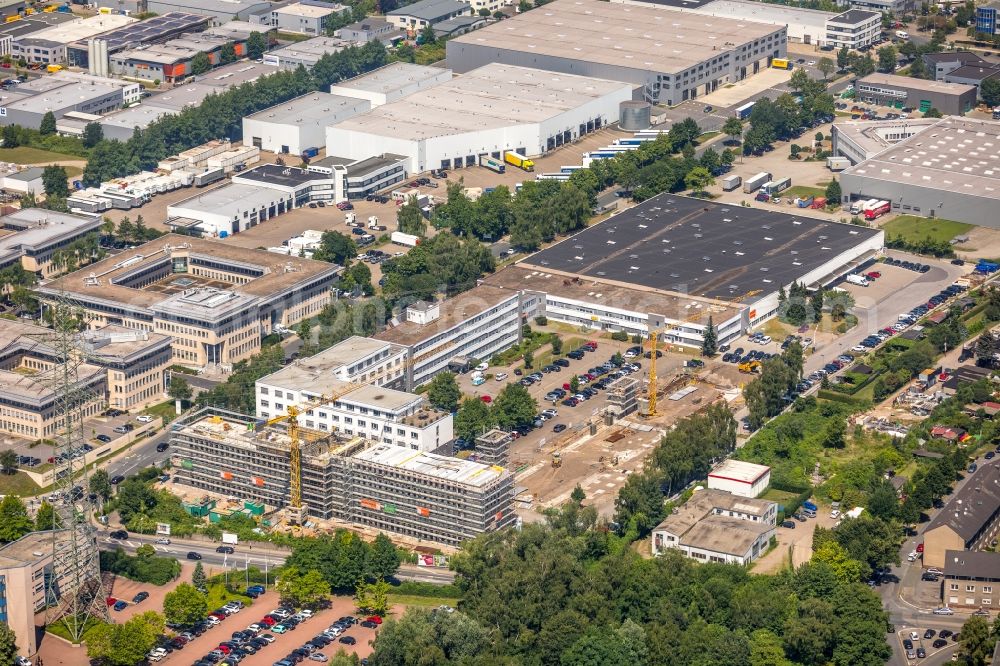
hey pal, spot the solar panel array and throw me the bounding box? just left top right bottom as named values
left=75, top=12, right=208, bottom=50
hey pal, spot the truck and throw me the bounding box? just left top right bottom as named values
left=367, top=216, right=381, bottom=229
left=863, top=200, right=891, bottom=220
left=391, top=231, right=420, bottom=247
left=764, top=177, right=791, bottom=195
left=194, top=167, right=224, bottom=187
left=504, top=150, right=535, bottom=172
left=722, top=174, right=742, bottom=192
left=345, top=212, right=357, bottom=225
left=743, top=171, right=772, bottom=193
left=846, top=274, right=870, bottom=287
left=771, top=57, right=791, bottom=70
left=849, top=198, right=878, bottom=215
left=734, top=101, right=754, bottom=120
left=976, top=260, right=1000, bottom=274
left=479, top=154, right=506, bottom=173
left=827, top=156, right=851, bottom=171
left=795, top=196, right=814, bottom=208
left=809, top=197, right=827, bottom=209
left=301, top=147, right=320, bottom=159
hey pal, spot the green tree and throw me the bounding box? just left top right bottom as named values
left=837, top=46, right=850, bottom=70
left=551, top=336, right=563, bottom=356
left=958, top=615, right=994, bottom=666
left=354, top=577, right=390, bottom=615
left=924, top=107, right=943, bottom=118
left=823, top=417, right=847, bottom=449
left=0, top=495, right=32, bottom=543
left=168, top=375, right=192, bottom=411
left=247, top=31, right=267, bottom=60
left=35, top=500, right=62, bottom=531
left=701, top=316, right=717, bottom=356
left=0, top=449, right=17, bottom=475
left=454, top=397, right=493, bottom=441
left=90, top=468, right=112, bottom=502
left=42, top=164, right=69, bottom=198
left=722, top=116, right=744, bottom=145
left=277, top=566, right=331, bottom=609
left=980, top=78, right=1000, bottom=107
left=877, top=45, right=897, bottom=72
left=850, top=54, right=876, bottom=77
left=220, top=41, right=237, bottom=64
left=813, top=540, right=864, bottom=582
left=569, top=375, right=580, bottom=393
left=192, top=561, right=207, bottom=591
left=163, top=582, right=208, bottom=626
left=191, top=51, right=212, bottom=75
left=908, top=54, right=930, bottom=79
left=82, top=121, right=104, bottom=148
left=87, top=611, right=164, bottom=666
left=818, top=57, right=835, bottom=80
left=523, top=349, right=534, bottom=369
left=419, top=24, right=436, bottom=46
left=397, top=196, right=426, bottom=236
left=684, top=166, right=714, bottom=195
left=368, top=533, right=401, bottom=580
left=570, top=484, right=586, bottom=504
left=313, top=231, right=357, bottom=264
left=825, top=178, right=842, bottom=204
left=426, top=372, right=461, bottom=412
left=493, top=383, right=537, bottom=429
left=39, top=111, right=56, bottom=135
left=0, top=623, right=18, bottom=666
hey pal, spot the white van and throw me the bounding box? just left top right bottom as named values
left=895, top=30, right=909, bottom=39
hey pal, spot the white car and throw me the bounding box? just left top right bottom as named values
left=155, top=537, right=171, bottom=545
left=299, top=609, right=314, bottom=617
left=147, top=650, right=165, bottom=662
left=495, top=372, right=508, bottom=381
left=542, top=409, right=558, bottom=418
left=907, top=551, right=919, bottom=562
left=206, top=616, right=220, bottom=625
left=852, top=345, right=867, bottom=353
left=136, top=415, right=154, bottom=423
left=933, top=607, right=955, bottom=615
left=474, top=362, right=489, bottom=372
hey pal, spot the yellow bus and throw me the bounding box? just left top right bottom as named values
left=771, top=58, right=791, bottom=70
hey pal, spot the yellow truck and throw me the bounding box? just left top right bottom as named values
left=738, top=361, right=762, bottom=374
left=771, top=58, right=791, bottom=70
left=504, top=150, right=534, bottom=172
left=46, top=64, right=62, bottom=73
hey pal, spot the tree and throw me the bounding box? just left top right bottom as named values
left=168, top=375, right=192, bottom=413
left=247, top=31, right=267, bottom=60
left=809, top=289, right=824, bottom=323
left=924, top=107, right=943, bottom=118
left=722, top=116, right=744, bottom=145
left=958, top=615, right=994, bottom=666
left=277, top=566, right=331, bottom=608
left=493, top=383, right=538, bottom=430
left=192, top=561, right=207, bottom=591
left=313, top=231, right=357, bottom=265
left=0, top=623, right=18, bottom=666
left=523, top=349, right=534, bottom=369
left=837, top=46, right=850, bottom=70
left=570, top=484, right=586, bottom=504
left=39, top=111, right=56, bottom=135
left=851, top=54, right=876, bottom=77
left=823, top=417, right=847, bottom=449
left=908, top=55, right=929, bottom=79
left=427, top=372, right=461, bottom=412
left=825, top=178, right=842, bottom=204
left=354, top=577, right=390, bottom=615
left=551, top=336, right=563, bottom=356
left=163, top=582, right=208, bottom=626
left=35, top=500, right=62, bottom=531
left=454, top=397, right=493, bottom=441
left=684, top=166, right=714, bottom=195
left=191, top=51, right=212, bottom=75
left=87, top=611, right=164, bottom=666
left=397, top=196, right=426, bottom=236
left=0, top=495, right=32, bottom=543
left=818, top=57, right=835, bottom=80
left=82, top=121, right=104, bottom=148
left=0, top=449, right=17, bottom=475
left=569, top=375, right=581, bottom=393
left=877, top=45, right=897, bottom=72
left=419, top=24, right=436, bottom=46
left=90, top=468, right=112, bottom=502
left=42, top=164, right=69, bottom=198
left=368, top=533, right=401, bottom=580
left=220, top=41, right=237, bottom=64
left=812, top=540, right=864, bottom=582
left=980, top=78, right=1000, bottom=107
left=701, top=316, right=717, bottom=356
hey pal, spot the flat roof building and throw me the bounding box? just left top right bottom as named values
left=831, top=117, right=939, bottom=164
left=270, top=1, right=349, bottom=35
left=92, top=0, right=270, bottom=25
left=243, top=92, right=371, bottom=155
left=942, top=550, right=1000, bottom=610
left=109, top=32, right=242, bottom=83
left=97, top=103, right=178, bottom=141
left=446, top=0, right=787, bottom=105
left=263, top=35, right=348, bottom=68
left=67, top=12, right=210, bottom=70
left=707, top=460, right=771, bottom=498
left=855, top=72, right=977, bottom=115
left=325, top=62, right=635, bottom=173
left=386, top=0, right=472, bottom=30
left=328, top=62, right=453, bottom=107
left=677, top=0, right=836, bottom=46
left=145, top=61, right=279, bottom=111
left=11, top=13, right=135, bottom=65
left=335, top=17, right=406, bottom=46
left=39, top=235, right=340, bottom=368
left=0, top=71, right=142, bottom=130
left=0, top=208, right=103, bottom=279
left=824, top=9, right=882, bottom=50
left=840, top=117, right=1000, bottom=228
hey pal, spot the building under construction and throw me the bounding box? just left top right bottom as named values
left=170, top=407, right=515, bottom=544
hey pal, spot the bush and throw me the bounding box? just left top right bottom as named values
left=100, top=547, right=180, bottom=585
left=391, top=581, right=463, bottom=598
left=533, top=315, right=548, bottom=326
left=611, top=331, right=630, bottom=342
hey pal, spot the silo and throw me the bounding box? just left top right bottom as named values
left=619, top=101, right=651, bottom=131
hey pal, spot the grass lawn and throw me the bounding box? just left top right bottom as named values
left=0, top=146, right=80, bottom=164
left=205, top=583, right=252, bottom=610
left=143, top=399, right=178, bottom=423
left=784, top=185, right=826, bottom=200
left=697, top=131, right=721, bottom=145
left=882, top=215, right=974, bottom=244
left=761, top=488, right=799, bottom=505
left=46, top=616, right=107, bottom=644
left=0, top=470, right=42, bottom=496
left=387, top=593, right=460, bottom=609
left=64, top=165, right=83, bottom=178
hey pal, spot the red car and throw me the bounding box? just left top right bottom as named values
left=585, top=341, right=598, bottom=350
left=106, top=597, right=116, bottom=606
left=866, top=271, right=881, bottom=279
left=367, top=616, right=383, bottom=625
left=917, top=543, right=924, bottom=553
left=217, top=645, right=231, bottom=655
left=480, top=395, right=492, bottom=404
left=261, top=616, right=277, bottom=626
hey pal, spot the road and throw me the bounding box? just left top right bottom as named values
left=97, top=530, right=456, bottom=584
left=105, top=427, right=173, bottom=480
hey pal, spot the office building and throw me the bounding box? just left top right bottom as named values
left=841, top=0, right=911, bottom=15
left=923, top=51, right=993, bottom=81
left=335, top=18, right=406, bottom=45
left=11, top=13, right=135, bottom=65
left=386, top=0, right=472, bottom=31
left=707, top=460, right=771, bottom=498
left=325, top=63, right=634, bottom=173
left=0, top=11, right=75, bottom=58
left=109, top=31, right=247, bottom=83
left=263, top=35, right=347, bottom=68
left=270, top=1, right=349, bottom=35
left=651, top=489, right=777, bottom=565
left=830, top=117, right=938, bottom=164
left=976, top=0, right=1000, bottom=36
left=243, top=92, right=371, bottom=155
left=38, top=235, right=340, bottom=368
left=922, top=460, right=1000, bottom=568
left=328, top=62, right=452, bottom=107
left=446, top=0, right=786, bottom=105
left=0, top=71, right=141, bottom=130
left=942, top=550, right=1000, bottom=610
left=0, top=208, right=103, bottom=280
left=824, top=9, right=881, bottom=49
left=93, top=0, right=271, bottom=25
left=840, top=117, right=1000, bottom=228
left=855, top=72, right=977, bottom=115
left=307, top=153, right=408, bottom=200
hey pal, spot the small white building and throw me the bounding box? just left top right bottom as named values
left=242, top=92, right=371, bottom=155
left=691, top=0, right=833, bottom=46
left=824, top=9, right=882, bottom=51
left=707, top=460, right=771, bottom=498
left=270, top=2, right=349, bottom=35
left=329, top=62, right=453, bottom=108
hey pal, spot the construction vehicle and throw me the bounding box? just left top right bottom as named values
left=552, top=452, right=562, bottom=468
left=738, top=360, right=762, bottom=374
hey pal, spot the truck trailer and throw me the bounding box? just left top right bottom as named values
left=743, top=172, right=772, bottom=193
left=390, top=231, right=420, bottom=247
left=479, top=154, right=506, bottom=173
left=504, top=151, right=535, bottom=172
left=863, top=200, right=891, bottom=220
left=763, top=177, right=791, bottom=195
left=722, top=174, right=742, bottom=192
left=734, top=101, right=754, bottom=120
left=194, top=167, right=225, bottom=187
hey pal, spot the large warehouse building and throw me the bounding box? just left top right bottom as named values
left=839, top=117, right=1000, bottom=228
left=243, top=92, right=371, bottom=155
left=445, top=0, right=786, bottom=105
left=325, top=62, right=635, bottom=173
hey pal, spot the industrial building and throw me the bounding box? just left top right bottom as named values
left=707, top=460, right=771, bottom=498
left=328, top=62, right=453, bottom=107
left=325, top=63, right=635, bottom=173
left=243, top=92, right=371, bottom=155
left=0, top=71, right=142, bottom=131
left=0, top=165, right=42, bottom=195
left=823, top=9, right=882, bottom=50
left=263, top=36, right=348, bottom=68
left=38, top=235, right=340, bottom=368
left=307, top=153, right=409, bottom=200
left=976, top=0, right=1000, bottom=36
left=922, top=460, right=1000, bottom=568
left=93, top=0, right=272, bottom=25
left=923, top=51, right=995, bottom=81
left=335, top=18, right=406, bottom=45
left=446, top=0, right=786, bottom=105
left=255, top=337, right=453, bottom=452
left=942, top=550, right=1000, bottom=610
left=67, top=12, right=210, bottom=72
left=0, top=11, right=76, bottom=58
left=651, top=489, right=777, bottom=565
left=0, top=208, right=103, bottom=280
left=95, top=103, right=178, bottom=141
left=855, top=73, right=977, bottom=116
left=170, top=408, right=514, bottom=545
left=830, top=117, right=939, bottom=164
left=144, top=61, right=278, bottom=111
left=11, top=13, right=135, bottom=65
left=842, top=0, right=910, bottom=14
left=269, top=1, right=350, bottom=35
left=839, top=117, right=1000, bottom=228
left=386, top=0, right=472, bottom=31
left=109, top=31, right=249, bottom=83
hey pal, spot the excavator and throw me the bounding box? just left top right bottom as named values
left=738, top=360, right=762, bottom=374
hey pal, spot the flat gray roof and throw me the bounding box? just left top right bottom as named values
left=387, top=0, right=470, bottom=20
left=170, top=182, right=280, bottom=214
left=859, top=72, right=977, bottom=95
left=147, top=62, right=279, bottom=110
left=843, top=117, right=1000, bottom=201
left=353, top=443, right=509, bottom=487
left=696, top=0, right=833, bottom=29
left=332, top=62, right=632, bottom=140
left=0, top=530, right=67, bottom=568
left=0, top=208, right=102, bottom=254
left=449, top=0, right=782, bottom=75
left=332, top=62, right=451, bottom=95
left=100, top=104, right=178, bottom=131
left=266, top=36, right=348, bottom=65
left=833, top=117, right=939, bottom=157
left=23, top=13, right=135, bottom=44
left=245, top=92, right=370, bottom=125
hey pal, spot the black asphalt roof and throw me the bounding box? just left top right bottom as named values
left=944, top=550, right=1000, bottom=580
left=237, top=164, right=326, bottom=187
left=523, top=194, right=880, bottom=301
left=832, top=9, right=880, bottom=24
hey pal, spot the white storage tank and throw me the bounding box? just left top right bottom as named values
left=620, top=101, right=651, bottom=131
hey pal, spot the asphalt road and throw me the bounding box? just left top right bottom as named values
left=105, top=427, right=173, bottom=480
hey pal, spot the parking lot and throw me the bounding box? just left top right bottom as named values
left=894, top=625, right=960, bottom=663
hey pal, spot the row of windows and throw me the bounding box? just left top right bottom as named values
left=950, top=583, right=995, bottom=593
